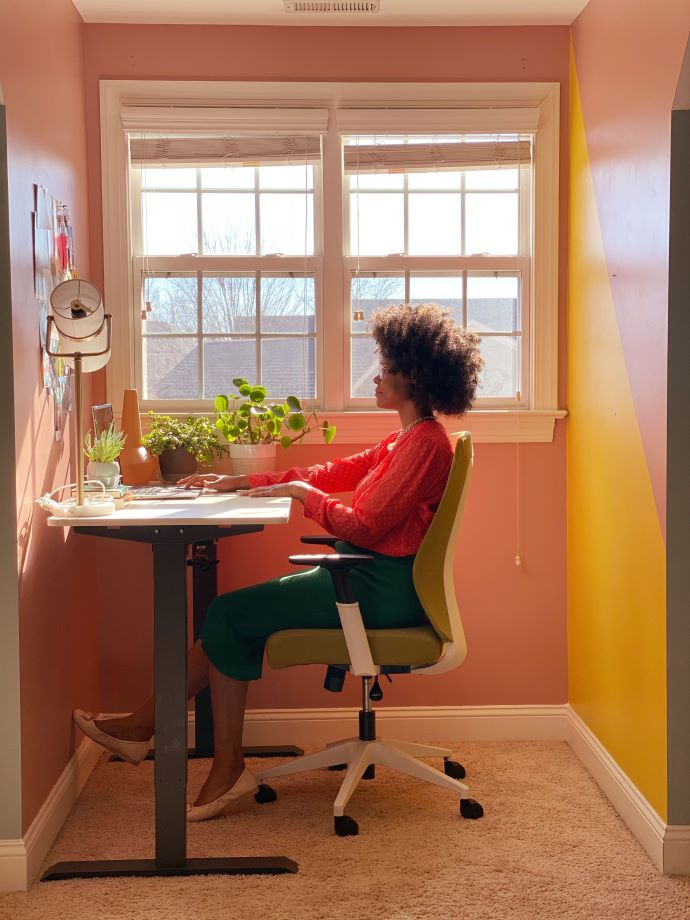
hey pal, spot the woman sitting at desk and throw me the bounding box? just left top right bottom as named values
left=74, top=304, right=483, bottom=821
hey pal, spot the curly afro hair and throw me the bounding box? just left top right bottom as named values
left=371, top=303, right=484, bottom=416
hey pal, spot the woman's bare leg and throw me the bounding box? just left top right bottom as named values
left=193, top=663, right=248, bottom=806
left=93, top=640, right=210, bottom=742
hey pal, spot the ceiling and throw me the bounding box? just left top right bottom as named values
left=73, top=0, right=590, bottom=27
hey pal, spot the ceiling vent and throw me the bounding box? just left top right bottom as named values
left=284, top=1, right=381, bottom=13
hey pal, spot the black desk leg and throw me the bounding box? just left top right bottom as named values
left=153, top=541, right=189, bottom=867
left=189, top=541, right=217, bottom=757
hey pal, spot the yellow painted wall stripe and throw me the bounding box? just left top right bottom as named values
left=568, top=43, right=667, bottom=819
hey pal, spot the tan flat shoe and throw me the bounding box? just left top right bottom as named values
left=186, top=768, right=259, bottom=822
left=72, top=709, right=151, bottom=765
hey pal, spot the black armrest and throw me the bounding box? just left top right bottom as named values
left=300, top=535, right=339, bottom=548
left=288, top=553, right=374, bottom=603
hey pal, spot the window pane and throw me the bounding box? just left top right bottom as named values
left=202, top=193, right=256, bottom=255
left=260, top=165, right=314, bottom=190
left=141, top=168, right=196, bottom=189
left=144, top=275, right=197, bottom=333
left=409, top=275, right=462, bottom=323
left=261, top=275, right=315, bottom=334
left=349, top=193, right=404, bottom=255
left=408, top=193, right=461, bottom=255
left=203, top=338, right=257, bottom=399
left=465, top=168, right=519, bottom=190
left=476, top=336, right=519, bottom=398
left=465, top=193, right=518, bottom=255
left=260, top=193, right=314, bottom=255
left=202, top=276, right=256, bottom=334
left=408, top=171, right=461, bottom=190
left=351, top=274, right=405, bottom=332
left=351, top=337, right=378, bottom=398
left=143, top=192, right=198, bottom=255
left=144, top=337, right=199, bottom=399
left=467, top=273, right=519, bottom=333
left=201, top=166, right=255, bottom=189
left=350, top=174, right=404, bottom=190
left=261, top=338, right=315, bottom=399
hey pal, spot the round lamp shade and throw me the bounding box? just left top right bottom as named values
left=59, top=323, right=111, bottom=372
left=50, top=279, right=104, bottom=339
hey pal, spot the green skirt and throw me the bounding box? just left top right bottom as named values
left=201, top=541, right=427, bottom=680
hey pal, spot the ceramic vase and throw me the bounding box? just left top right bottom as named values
left=158, top=448, right=197, bottom=483
left=119, top=389, right=158, bottom=485
left=228, top=442, right=277, bottom=476
left=86, top=460, right=120, bottom=488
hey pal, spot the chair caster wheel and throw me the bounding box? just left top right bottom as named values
left=444, top=759, right=466, bottom=780
left=255, top=784, right=277, bottom=804
left=334, top=815, right=359, bottom=836
left=460, top=798, right=484, bottom=820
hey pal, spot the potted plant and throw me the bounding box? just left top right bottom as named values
left=84, top=424, right=127, bottom=488
left=142, top=413, right=225, bottom=482
left=214, top=378, right=336, bottom=475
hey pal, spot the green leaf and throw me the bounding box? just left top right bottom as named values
left=228, top=426, right=240, bottom=438
left=239, top=405, right=251, bottom=416
left=324, top=425, right=337, bottom=444
left=215, top=418, right=225, bottom=430
left=272, top=405, right=285, bottom=419
left=287, top=412, right=306, bottom=432
left=286, top=395, right=301, bottom=411
left=250, top=386, right=267, bottom=402
left=280, top=436, right=293, bottom=449
left=232, top=377, right=248, bottom=387
left=239, top=383, right=252, bottom=396
left=214, top=394, right=228, bottom=412
left=237, top=418, right=248, bottom=430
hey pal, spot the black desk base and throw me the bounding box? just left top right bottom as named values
left=42, top=857, right=297, bottom=881
left=42, top=523, right=298, bottom=881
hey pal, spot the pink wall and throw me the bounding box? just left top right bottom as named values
left=0, top=0, right=100, bottom=831
left=82, top=24, right=570, bottom=713
left=571, top=1, right=690, bottom=537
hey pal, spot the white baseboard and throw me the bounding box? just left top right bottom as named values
left=0, top=735, right=103, bottom=892
left=2, top=703, right=688, bottom=890
left=564, top=706, right=690, bottom=875
left=240, top=703, right=570, bottom=748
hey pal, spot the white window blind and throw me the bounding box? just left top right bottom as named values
left=342, top=137, right=532, bottom=173
left=129, top=135, right=322, bottom=168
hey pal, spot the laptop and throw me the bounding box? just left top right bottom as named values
left=129, top=485, right=202, bottom=500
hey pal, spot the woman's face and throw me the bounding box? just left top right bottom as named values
left=373, top=358, right=411, bottom=410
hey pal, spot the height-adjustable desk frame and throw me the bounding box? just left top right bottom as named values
left=43, top=495, right=298, bottom=880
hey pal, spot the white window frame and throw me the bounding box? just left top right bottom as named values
left=101, top=80, right=566, bottom=443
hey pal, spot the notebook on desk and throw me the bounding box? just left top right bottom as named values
left=129, top=486, right=202, bottom=500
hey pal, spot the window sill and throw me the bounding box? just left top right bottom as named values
left=133, top=409, right=567, bottom=445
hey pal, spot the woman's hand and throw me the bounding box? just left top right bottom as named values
left=177, top=473, right=249, bottom=492
left=241, top=481, right=313, bottom=505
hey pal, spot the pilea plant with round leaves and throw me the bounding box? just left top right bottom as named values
left=214, top=378, right=336, bottom=449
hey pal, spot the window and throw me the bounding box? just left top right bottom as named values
left=103, top=83, right=563, bottom=442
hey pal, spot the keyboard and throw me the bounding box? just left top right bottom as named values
left=129, top=486, right=202, bottom=501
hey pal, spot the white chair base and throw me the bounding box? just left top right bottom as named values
left=257, top=737, right=469, bottom=817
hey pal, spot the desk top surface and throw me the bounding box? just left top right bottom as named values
left=47, top=492, right=292, bottom=528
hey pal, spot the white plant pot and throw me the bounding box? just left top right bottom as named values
left=86, top=460, right=121, bottom=488
left=228, top=442, right=277, bottom=476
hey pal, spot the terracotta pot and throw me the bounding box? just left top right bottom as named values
left=158, top=448, right=197, bottom=482
left=228, top=442, right=277, bottom=476
left=119, top=389, right=158, bottom=485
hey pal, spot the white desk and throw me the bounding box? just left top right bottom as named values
left=43, top=493, right=297, bottom=880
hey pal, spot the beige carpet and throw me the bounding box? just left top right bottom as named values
left=2, top=742, right=690, bottom=920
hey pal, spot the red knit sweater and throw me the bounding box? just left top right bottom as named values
left=247, top=419, right=452, bottom=556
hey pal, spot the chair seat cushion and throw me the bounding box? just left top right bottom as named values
left=266, top=625, right=443, bottom=670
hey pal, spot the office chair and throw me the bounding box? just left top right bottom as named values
left=257, top=432, right=483, bottom=836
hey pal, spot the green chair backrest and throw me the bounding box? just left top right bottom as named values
left=412, top=432, right=473, bottom=656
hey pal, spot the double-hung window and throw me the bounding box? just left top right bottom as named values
left=103, top=82, right=562, bottom=441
